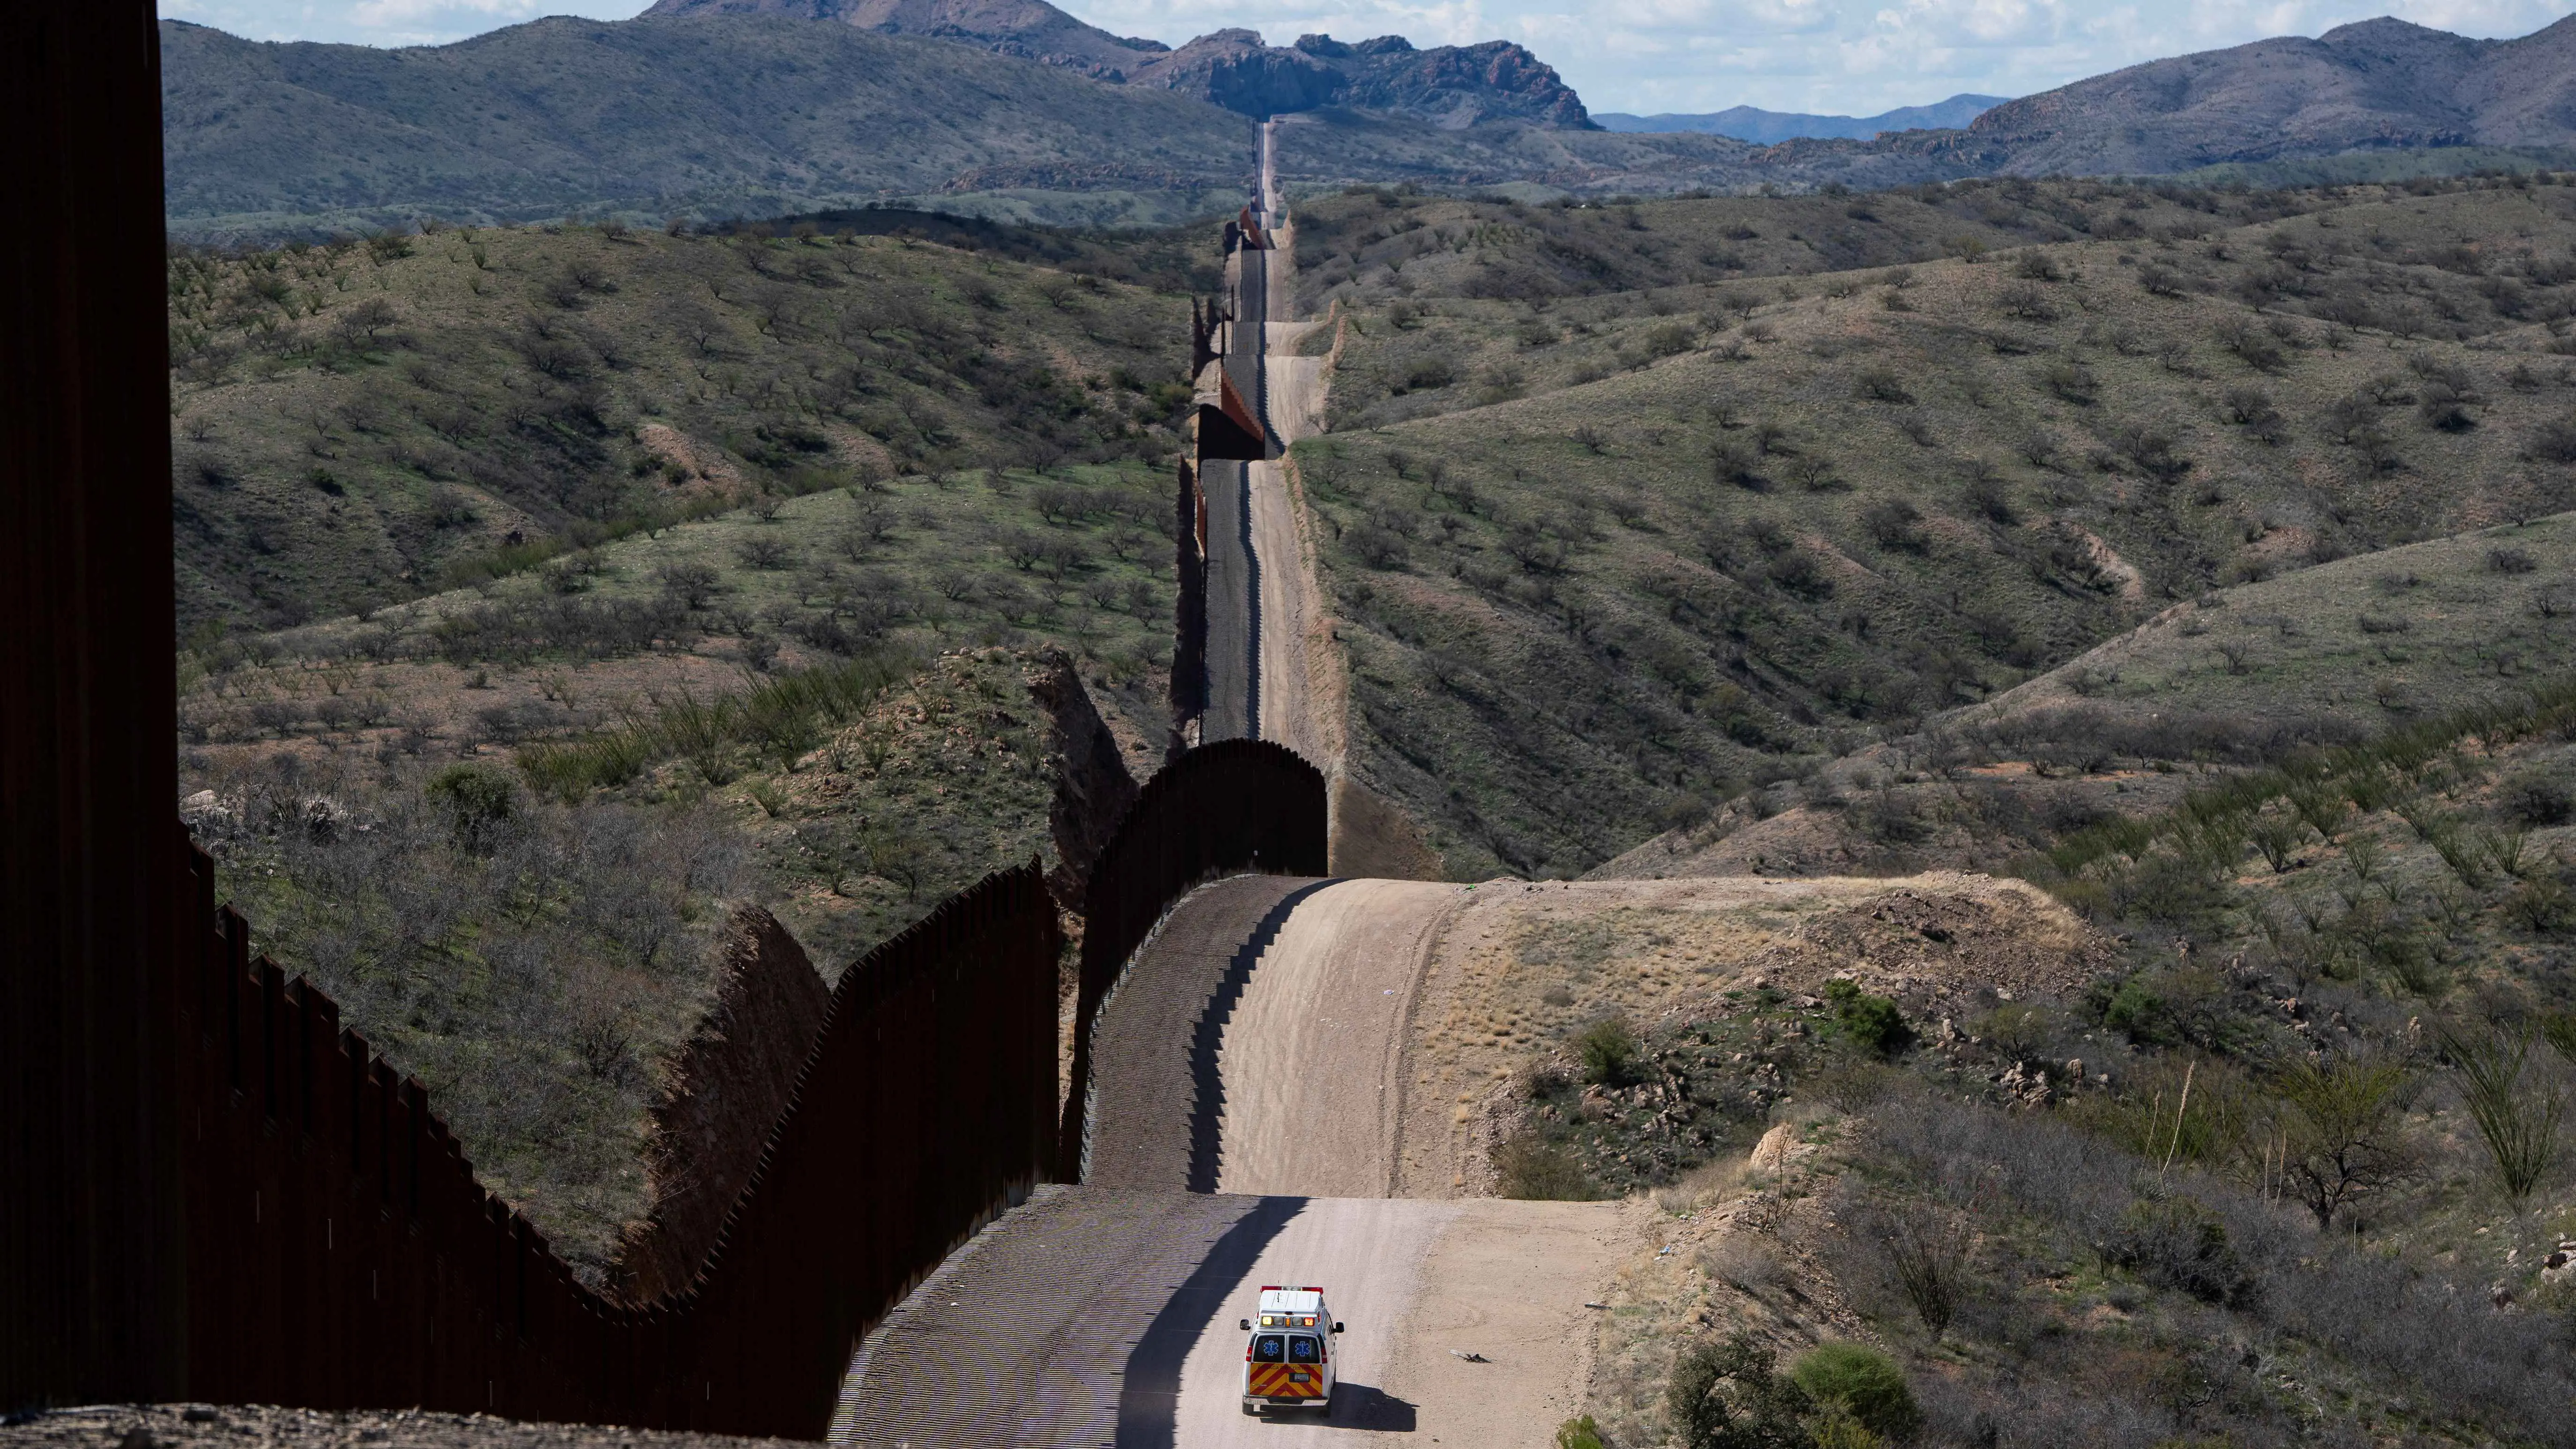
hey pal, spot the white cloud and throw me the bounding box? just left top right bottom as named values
left=159, top=0, right=2576, bottom=112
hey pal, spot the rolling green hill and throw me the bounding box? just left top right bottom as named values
left=167, top=214, right=1204, bottom=633
left=1292, top=173, right=2576, bottom=879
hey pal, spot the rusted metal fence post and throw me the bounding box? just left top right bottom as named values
left=0, top=0, right=188, bottom=1412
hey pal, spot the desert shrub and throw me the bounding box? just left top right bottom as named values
left=2215, top=316, right=2287, bottom=372
left=655, top=559, right=723, bottom=609
left=2072, top=1055, right=2257, bottom=1172
left=735, top=535, right=793, bottom=569
left=1789, top=1345, right=1918, bottom=1441
left=1669, top=1332, right=1812, bottom=1449
left=1997, top=281, right=2057, bottom=320
left=2439, top=1023, right=2564, bottom=1203
left=2419, top=381, right=2476, bottom=432
left=1972, top=1003, right=2050, bottom=1062
left=2285, top=781, right=2350, bottom=839
left=2219, top=384, right=2280, bottom=427
left=1961, top=473, right=2017, bottom=525
left=1644, top=322, right=1696, bottom=357
left=1859, top=499, right=1927, bottom=554
left=1804, top=1406, right=1880, bottom=1449
left=2276, top=1054, right=2414, bottom=1229
left=177, top=448, right=235, bottom=489
left=424, top=764, right=519, bottom=852
left=1577, top=1017, right=1642, bottom=1086
left=1865, top=1087, right=2576, bottom=1442
left=2524, top=416, right=2576, bottom=463
left=2544, top=1010, right=2576, bottom=1063
left=1711, top=437, right=1765, bottom=489
left=2103, top=1196, right=2258, bottom=1306
left=1880, top=1203, right=1973, bottom=1338
left=1399, top=357, right=1455, bottom=392
left=1854, top=366, right=1913, bottom=403
left=2503, top=772, right=2575, bottom=826
left=2011, top=251, right=2064, bottom=282
left=1554, top=1418, right=1605, bottom=1449
left=2097, top=967, right=2236, bottom=1049
left=1348, top=522, right=1410, bottom=569
left=1495, top=1129, right=1596, bottom=1200
left=1826, top=978, right=1909, bottom=1055
left=2111, top=424, right=2190, bottom=482
left=2040, top=359, right=2097, bottom=404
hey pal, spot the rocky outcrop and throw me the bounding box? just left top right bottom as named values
left=1129, top=30, right=1343, bottom=118
left=1326, top=38, right=1593, bottom=129
left=605, top=906, right=829, bottom=1305
left=1133, top=30, right=1590, bottom=127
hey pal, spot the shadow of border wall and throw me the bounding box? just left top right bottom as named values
left=1059, top=739, right=1327, bottom=1179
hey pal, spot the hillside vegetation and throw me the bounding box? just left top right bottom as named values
left=1520, top=649, right=2576, bottom=1449
left=170, top=214, right=1207, bottom=1270
left=1291, top=172, right=2576, bottom=878
left=168, top=213, right=1204, bottom=634
left=167, top=167, right=2576, bottom=1411
left=176, top=450, right=1175, bottom=1266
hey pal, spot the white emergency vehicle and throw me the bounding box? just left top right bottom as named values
left=1237, top=1285, right=1343, bottom=1414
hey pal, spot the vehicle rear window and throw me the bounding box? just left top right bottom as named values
left=1252, top=1335, right=1286, bottom=1363
left=1288, top=1336, right=1320, bottom=1363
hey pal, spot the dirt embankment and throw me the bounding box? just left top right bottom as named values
left=1583, top=1126, right=1875, bottom=1449
left=1393, top=874, right=2110, bottom=1196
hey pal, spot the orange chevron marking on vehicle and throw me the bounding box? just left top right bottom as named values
left=1249, top=1363, right=1314, bottom=1397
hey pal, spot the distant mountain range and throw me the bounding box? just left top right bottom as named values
left=1594, top=95, right=2005, bottom=141
left=158, top=15, right=1259, bottom=238
left=1962, top=15, right=2576, bottom=174
left=158, top=9, right=2576, bottom=240
left=644, top=0, right=1591, bottom=126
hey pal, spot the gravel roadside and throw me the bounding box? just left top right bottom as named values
left=0, top=1405, right=792, bottom=1449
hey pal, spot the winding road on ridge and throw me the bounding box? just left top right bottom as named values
left=831, top=127, right=1644, bottom=1449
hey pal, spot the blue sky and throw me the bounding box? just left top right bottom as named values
left=160, top=0, right=2576, bottom=116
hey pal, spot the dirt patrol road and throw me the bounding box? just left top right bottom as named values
left=1248, top=121, right=1334, bottom=769
left=836, top=130, right=1648, bottom=1449
left=838, top=868, right=1650, bottom=1448
left=1170, top=1197, right=1629, bottom=1447
left=1213, top=880, right=1460, bottom=1199
left=1155, top=872, right=1644, bottom=1444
